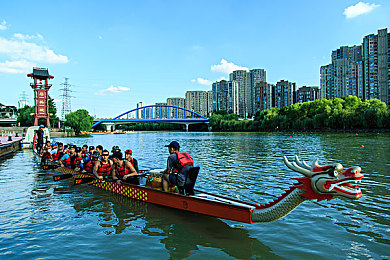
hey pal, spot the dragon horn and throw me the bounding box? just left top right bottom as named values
left=294, top=155, right=312, bottom=170
left=312, top=159, right=320, bottom=169
left=284, top=156, right=313, bottom=177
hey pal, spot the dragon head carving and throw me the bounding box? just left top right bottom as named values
left=284, top=156, right=363, bottom=201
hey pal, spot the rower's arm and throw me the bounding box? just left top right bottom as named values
left=112, top=163, right=118, bottom=180
left=125, top=161, right=138, bottom=176
left=93, top=161, right=100, bottom=178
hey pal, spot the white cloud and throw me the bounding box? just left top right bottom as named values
left=13, top=33, right=44, bottom=41
left=95, top=85, right=130, bottom=95
left=0, top=37, right=68, bottom=63
left=98, top=35, right=103, bottom=40
left=0, top=20, right=7, bottom=30
left=343, top=2, right=380, bottom=18
left=0, top=31, right=68, bottom=74
left=0, top=60, right=35, bottom=74
left=192, top=77, right=212, bottom=86
left=211, top=59, right=249, bottom=74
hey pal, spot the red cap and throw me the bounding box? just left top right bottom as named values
left=125, top=149, right=132, bottom=155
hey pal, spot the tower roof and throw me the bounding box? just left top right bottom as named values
left=27, top=67, right=54, bottom=79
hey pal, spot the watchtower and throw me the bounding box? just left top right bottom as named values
left=27, top=67, right=54, bottom=127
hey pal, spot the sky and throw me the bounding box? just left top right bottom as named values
left=0, top=0, right=389, bottom=118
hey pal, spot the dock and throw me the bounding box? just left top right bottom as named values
left=0, top=136, right=23, bottom=158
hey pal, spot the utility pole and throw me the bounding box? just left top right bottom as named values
left=59, top=77, right=72, bottom=121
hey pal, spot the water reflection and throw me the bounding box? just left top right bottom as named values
left=69, top=190, right=281, bottom=259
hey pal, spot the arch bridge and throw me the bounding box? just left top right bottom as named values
left=91, top=105, right=209, bottom=131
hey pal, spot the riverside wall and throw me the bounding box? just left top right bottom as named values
left=0, top=127, right=75, bottom=138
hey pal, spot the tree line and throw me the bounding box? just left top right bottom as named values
left=210, top=96, right=390, bottom=132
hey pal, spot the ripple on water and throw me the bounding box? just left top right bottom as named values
left=0, top=132, right=389, bottom=259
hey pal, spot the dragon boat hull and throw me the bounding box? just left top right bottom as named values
left=90, top=180, right=256, bottom=223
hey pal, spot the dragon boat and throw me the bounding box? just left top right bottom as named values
left=52, top=156, right=363, bottom=223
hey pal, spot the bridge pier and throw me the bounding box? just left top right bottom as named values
left=185, top=124, right=189, bottom=132
left=103, top=123, right=115, bottom=132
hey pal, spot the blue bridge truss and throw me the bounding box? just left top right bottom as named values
left=91, top=105, right=209, bottom=130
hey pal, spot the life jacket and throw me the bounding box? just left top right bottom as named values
left=54, top=149, right=64, bottom=161
left=84, top=159, right=97, bottom=172
left=63, top=155, right=72, bottom=167
left=97, top=161, right=112, bottom=176
left=174, top=151, right=194, bottom=172
left=116, top=160, right=130, bottom=176
left=82, top=151, right=88, bottom=159
left=73, top=156, right=83, bottom=168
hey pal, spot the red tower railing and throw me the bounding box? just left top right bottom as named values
left=27, top=67, right=54, bottom=127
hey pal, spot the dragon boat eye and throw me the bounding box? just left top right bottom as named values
left=329, top=170, right=338, bottom=177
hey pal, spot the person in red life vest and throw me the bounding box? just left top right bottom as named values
left=60, top=145, right=76, bottom=168
left=125, top=149, right=139, bottom=173
left=82, top=151, right=100, bottom=173
left=93, top=149, right=113, bottom=180
left=162, top=141, right=194, bottom=192
left=81, top=145, right=89, bottom=158
left=41, top=145, right=53, bottom=166
left=112, top=151, right=138, bottom=185
left=73, top=147, right=84, bottom=171
left=53, top=142, right=64, bottom=161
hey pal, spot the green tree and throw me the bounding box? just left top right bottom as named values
left=17, top=105, right=35, bottom=126
left=16, top=96, right=60, bottom=127
left=65, top=109, right=94, bottom=134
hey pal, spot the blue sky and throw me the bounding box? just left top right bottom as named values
left=0, top=0, right=389, bottom=118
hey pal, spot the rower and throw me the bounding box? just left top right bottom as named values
left=162, top=141, right=194, bottom=194
left=125, top=149, right=139, bottom=173
left=73, top=147, right=84, bottom=171
left=60, top=145, right=76, bottom=168
left=110, top=145, right=121, bottom=160
left=93, top=149, right=113, bottom=180
left=81, top=145, right=89, bottom=158
left=112, top=151, right=139, bottom=185
left=82, top=151, right=100, bottom=173
left=87, top=146, right=95, bottom=157
left=49, top=142, right=58, bottom=159
left=53, top=142, right=64, bottom=161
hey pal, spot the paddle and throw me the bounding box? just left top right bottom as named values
left=53, top=167, right=84, bottom=181
left=74, top=173, right=150, bottom=186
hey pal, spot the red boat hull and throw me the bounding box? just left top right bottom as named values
left=93, top=181, right=255, bottom=224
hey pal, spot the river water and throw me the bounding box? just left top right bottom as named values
left=0, top=132, right=389, bottom=259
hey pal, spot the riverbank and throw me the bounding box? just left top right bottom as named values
left=0, top=127, right=75, bottom=138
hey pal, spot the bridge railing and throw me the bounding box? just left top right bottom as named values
left=113, top=105, right=208, bottom=120
left=91, top=105, right=209, bottom=129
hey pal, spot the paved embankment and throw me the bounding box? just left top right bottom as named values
left=0, top=136, right=23, bottom=158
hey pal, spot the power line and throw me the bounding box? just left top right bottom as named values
left=59, top=77, right=73, bottom=120
left=18, top=91, right=29, bottom=109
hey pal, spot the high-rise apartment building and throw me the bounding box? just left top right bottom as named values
left=167, top=97, right=186, bottom=118
left=296, top=86, right=320, bottom=103
left=255, top=81, right=274, bottom=112
left=185, top=91, right=210, bottom=117
left=155, top=102, right=168, bottom=119
left=273, top=80, right=296, bottom=108
left=320, top=28, right=389, bottom=105
left=362, top=28, right=390, bottom=104
left=136, top=102, right=145, bottom=119
left=230, top=69, right=266, bottom=117
left=212, top=80, right=239, bottom=114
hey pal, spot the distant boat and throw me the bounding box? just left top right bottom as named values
left=21, top=126, right=50, bottom=149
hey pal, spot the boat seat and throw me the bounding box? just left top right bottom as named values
left=179, top=166, right=200, bottom=196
